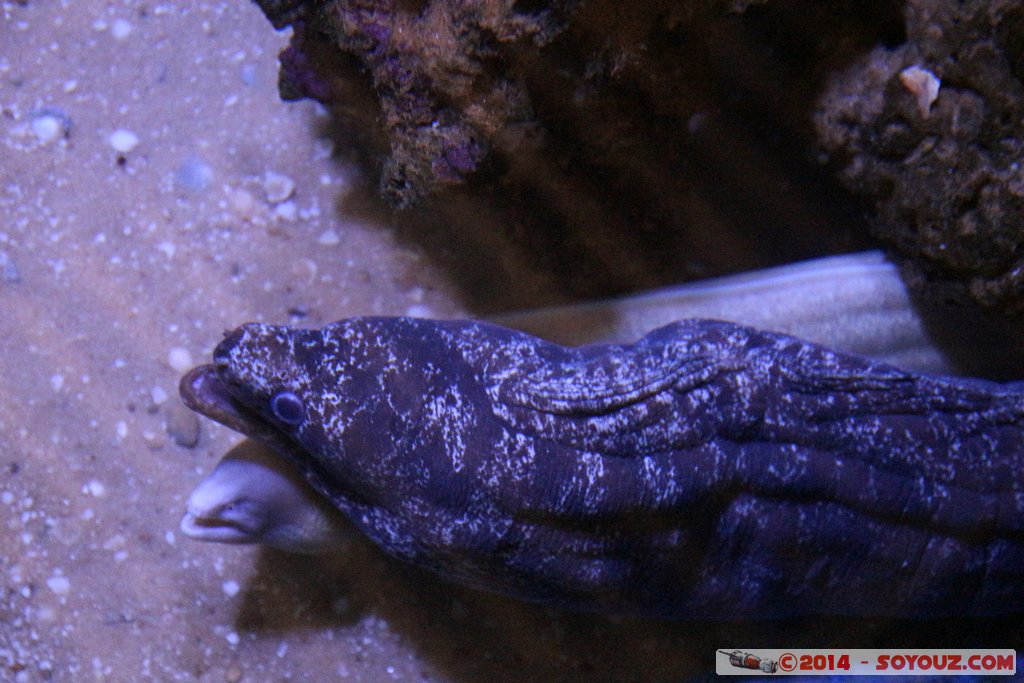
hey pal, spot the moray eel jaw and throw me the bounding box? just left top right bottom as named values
left=179, top=364, right=348, bottom=554
left=181, top=364, right=258, bottom=438
left=180, top=358, right=311, bottom=458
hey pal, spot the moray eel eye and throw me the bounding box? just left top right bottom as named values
left=270, top=391, right=305, bottom=426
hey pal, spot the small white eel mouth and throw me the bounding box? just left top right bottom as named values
left=180, top=480, right=264, bottom=545
left=179, top=439, right=351, bottom=554
left=179, top=513, right=257, bottom=544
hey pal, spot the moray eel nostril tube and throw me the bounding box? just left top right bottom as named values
left=179, top=283, right=1024, bottom=619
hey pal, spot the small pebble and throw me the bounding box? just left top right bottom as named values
left=157, top=241, right=176, bottom=259
left=0, top=250, right=20, bottom=283
left=225, top=631, right=240, bottom=646
left=50, top=374, right=64, bottom=392
left=289, top=258, right=318, bottom=286
left=85, top=480, right=106, bottom=497
left=108, top=129, right=139, bottom=154
left=262, top=171, right=295, bottom=204
left=273, top=201, right=297, bottom=221
left=151, top=386, right=168, bottom=405
left=141, top=430, right=165, bottom=450
left=228, top=189, right=258, bottom=220
left=175, top=156, right=213, bottom=192
left=317, top=229, right=340, bottom=246
left=30, top=110, right=70, bottom=144
left=165, top=403, right=200, bottom=448
left=240, top=63, right=258, bottom=86
left=110, top=18, right=132, bottom=40
left=167, top=347, right=193, bottom=373
left=274, top=201, right=299, bottom=220
left=46, top=575, right=70, bottom=596
left=222, top=580, right=240, bottom=597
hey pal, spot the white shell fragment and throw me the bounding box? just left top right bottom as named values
left=167, top=347, right=193, bottom=374
left=85, top=480, right=106, bottom=497
left=150, top=386, right=169, bottom=405
left=317, top=229, right=340, bottom=246
left=899, top=65, right=941, bottom=119
left=262, top=171, right=296, bottom=204
left=111, top=18, right=133, bottom=40
left=30, top=110, right=71, bottom=144
left=46, top=575, right=71, bottom=596
left=108, top=129, right=140, bottom=154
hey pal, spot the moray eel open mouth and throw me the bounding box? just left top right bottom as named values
left=179, top=327, right=325, bottom=465
left=180, top=364, right=265, bottom=441
left=180, top=360, right=307, bottom=451
left=178, top=364, right=348, bottom=553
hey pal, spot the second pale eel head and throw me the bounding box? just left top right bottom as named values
left=179, top=437, right=348, bottom=555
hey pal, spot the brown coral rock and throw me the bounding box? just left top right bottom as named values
left=254, top=0, right=904, bottom=308
left=262, top=0, right=575, bottom=207
left=816, top=0, right=1024, bottom=315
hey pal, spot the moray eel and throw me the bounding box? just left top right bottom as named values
left=181, top=313, right=1024, bottom=619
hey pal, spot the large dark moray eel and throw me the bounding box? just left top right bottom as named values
left=179, top=265, right=1024, bottom=619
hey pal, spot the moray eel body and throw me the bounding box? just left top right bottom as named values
left=181, top=316, right=1024, bottom=619
left=495, top=250, right=949, bottom=372
left=495, top=250, right=1024, bottom=379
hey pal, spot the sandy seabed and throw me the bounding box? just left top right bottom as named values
left=1, top=2, right=1020, bottom=682
left=0, top=2, right=712, bottom=681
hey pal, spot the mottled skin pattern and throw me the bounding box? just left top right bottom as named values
left=195, top=317, right=1024, bottom=619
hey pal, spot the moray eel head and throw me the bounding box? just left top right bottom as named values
left=179, top=324, right=349, bottom=554
left=180, top=323, right=328, bottom=442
